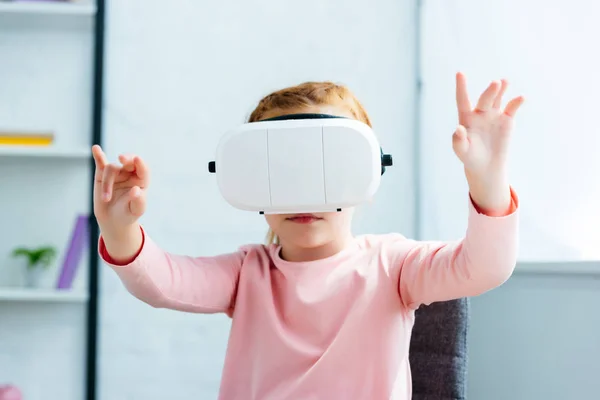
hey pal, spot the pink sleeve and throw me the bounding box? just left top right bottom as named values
left=397, top=187, right=519, bottom=309
left=99, top=226, right=245, bottom=315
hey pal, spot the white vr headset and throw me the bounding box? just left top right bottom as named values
left=208, top=113, right=393, bottom=214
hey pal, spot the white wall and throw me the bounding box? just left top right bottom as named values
left=99, top=1, right=417, bottom=399
left=420, top=1, right=600, bottom=399
left=420, top=0, right=600, bottom=261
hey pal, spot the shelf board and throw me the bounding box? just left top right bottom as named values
left=0, top=1, right=96, bottom=16
left=515, top=261, right=600, bottom=276
left=0, top=146, right=90, bottom=159
left=0, top=287, right=88, bottom=302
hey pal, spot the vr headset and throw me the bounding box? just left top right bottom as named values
left=208, top=113, right=393, bottom=214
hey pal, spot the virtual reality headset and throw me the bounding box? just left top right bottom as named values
left=208, top=113, right=393, bottom=214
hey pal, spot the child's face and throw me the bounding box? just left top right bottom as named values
left=265, top=208, right=355, bottom=249
left=262, top=105, right=357, bottom=250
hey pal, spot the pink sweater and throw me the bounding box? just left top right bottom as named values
left=100, top=190, right=519, bottom=400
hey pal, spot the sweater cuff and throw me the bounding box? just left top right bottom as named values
left=98, top=225, right=146, bottom=266
left=470, top=186, right=519, bottom=217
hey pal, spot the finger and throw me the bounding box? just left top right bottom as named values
left=504, top=96, right=525, bottom=117
left=91, top=145, right=108, bottom=170
left=92, top=146, right=107, bottom=198
left=118, top=154, right=136, bottom=172
left=128, top=186, right=146, bottom=217
left=452, top=125, right=470, bottom=161
left=133, top=156, right=149, bottom=182
left=493, top=79, right=509, bottom=109
left=475, top=80, right=501, bottom=112
left=455, top=72, right=472, bottom=114
left=101, top=163, right=121, bottom=202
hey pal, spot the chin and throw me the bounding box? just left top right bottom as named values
left=288, top=232, right=333, bottom=249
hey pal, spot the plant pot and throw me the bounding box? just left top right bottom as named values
left=23, top=267, right=44, bottom=288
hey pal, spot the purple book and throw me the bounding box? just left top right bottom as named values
left=56, top=214, right=89, bottom=290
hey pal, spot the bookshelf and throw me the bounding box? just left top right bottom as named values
left=0, top=1, right=105, bottom=399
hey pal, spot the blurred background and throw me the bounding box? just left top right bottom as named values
left=0, top=0, right=599, bottom=399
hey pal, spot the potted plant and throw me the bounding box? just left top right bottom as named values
left=11, top=246, right=57, bottom=288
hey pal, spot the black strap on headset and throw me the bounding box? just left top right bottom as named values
left=261, top=113, right=345, bottom=121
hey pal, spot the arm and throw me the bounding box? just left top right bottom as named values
left=397, top=187, right=519, bottom=309
left=99, top=225, right=245, bottom=315
left=90, top=146, right=244, bottom=314
left=394, top=73, right=524, bottom=308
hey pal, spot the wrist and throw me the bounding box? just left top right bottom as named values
left=465, top=168, right=511, bottom=214
left=99, top=223, right=143, bottom=262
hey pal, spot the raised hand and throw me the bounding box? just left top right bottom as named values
left=92, top=144, right=149, bottom=236
left=452, top=72, right=524, bottom=174
left=452, top=72, right=524, bottom=213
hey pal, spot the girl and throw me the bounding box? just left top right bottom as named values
left=92, top=72, right=523, bottom=399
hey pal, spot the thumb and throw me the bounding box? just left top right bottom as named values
left=452, top=125, right=470, bottom=161
left=127, top=186, right=146, bottom=217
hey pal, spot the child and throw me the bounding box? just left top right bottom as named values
left=92, top=72, right=523, bottom=399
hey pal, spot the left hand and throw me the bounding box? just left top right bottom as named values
left=452, top=72, right=524, bottom=213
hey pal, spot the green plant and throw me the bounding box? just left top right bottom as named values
left=11, top=246, right=57, bottom=270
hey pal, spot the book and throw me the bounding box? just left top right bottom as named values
left=56, top=214, right=89, bottom=290
left=0, top=131, right=54, bottom=146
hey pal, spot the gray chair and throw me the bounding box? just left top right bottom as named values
left=409, top=298, right=470, bottom=400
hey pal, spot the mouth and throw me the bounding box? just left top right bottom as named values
left=286, top=214, right=322, bottom=224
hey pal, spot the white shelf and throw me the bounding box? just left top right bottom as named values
left=0, top=287, right=88, bottom=302
left=0, top=146, right=90, bottom=159
left=515, top=261, right=600, bottom=276
left=0, top=1, right=96, bottom=16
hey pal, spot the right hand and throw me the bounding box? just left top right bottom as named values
left=92, top=145, right=150, bottom=234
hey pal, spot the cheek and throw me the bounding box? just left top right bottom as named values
left=324, top=209, right=354, bottom=229
left=264, top=215, right=284, bottom=230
